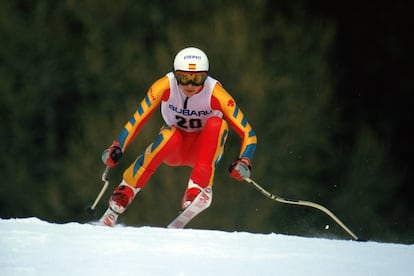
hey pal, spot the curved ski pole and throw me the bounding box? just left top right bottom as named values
left=245, top=177, right=360, bottom=241
left=86, top=166, right=111, bottom=215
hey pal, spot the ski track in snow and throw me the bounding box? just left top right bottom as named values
left=0, top=217, right=413, bottom=276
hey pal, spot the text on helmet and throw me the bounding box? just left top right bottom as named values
left=184, top=55, right=202, bottom=60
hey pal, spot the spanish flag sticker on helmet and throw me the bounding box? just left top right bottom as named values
left=188, top=64, right=196, bottom=70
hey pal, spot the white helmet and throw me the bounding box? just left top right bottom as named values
left=173, top=47, right=209, bottom=72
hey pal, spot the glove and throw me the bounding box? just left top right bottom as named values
left=102, top=140, right=123, bottom=167
left=229, top=158, right=251, bottom=181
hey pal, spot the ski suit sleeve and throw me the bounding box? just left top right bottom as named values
left=211, top=83, right=257, bottom=161
left=116, top=76, right=170, bottom=152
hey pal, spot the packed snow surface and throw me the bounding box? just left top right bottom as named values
left=1, top=217, right=413, bottom=275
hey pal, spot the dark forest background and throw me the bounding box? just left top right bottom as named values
left=1, top=0, right=412, bottom=243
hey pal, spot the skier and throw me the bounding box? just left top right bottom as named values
left=99, top=47, right=257, bottom=227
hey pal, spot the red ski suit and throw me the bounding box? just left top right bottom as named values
left=117, top=72, right=257, bottom=189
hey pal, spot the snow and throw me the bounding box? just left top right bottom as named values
left=1, top=218, right=413, bottom=276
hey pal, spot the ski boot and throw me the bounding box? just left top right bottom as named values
left=99, top=182, right=140, bottom=227
left=181, top=180, right=203, bottom=209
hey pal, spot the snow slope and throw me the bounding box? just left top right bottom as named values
left=1, top=218, right=413, bottom=276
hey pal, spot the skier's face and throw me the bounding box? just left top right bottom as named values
left=175, top=71, right=207, bottom=97
left=179, top=83, right=203, bottom=97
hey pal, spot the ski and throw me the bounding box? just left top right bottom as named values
left=167, top=186, right=213, bottom=229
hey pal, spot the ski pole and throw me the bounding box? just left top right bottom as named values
left=245, top=177, right=361, bottom=241
left=86, top=166, right=111, bottom=215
